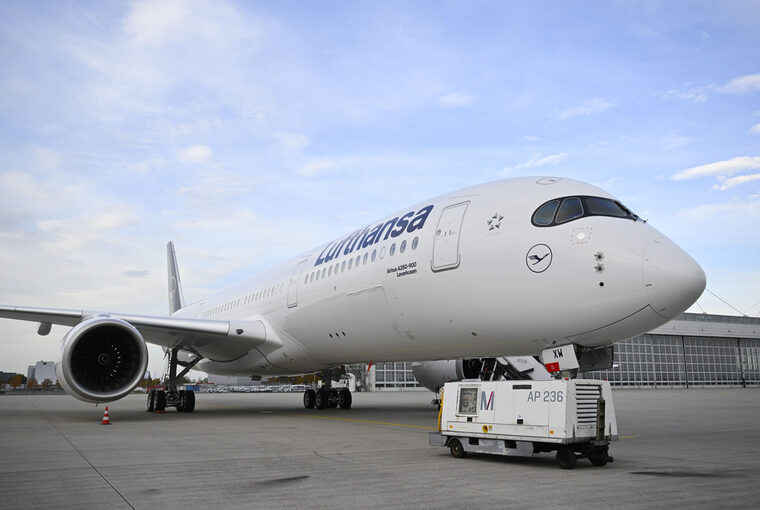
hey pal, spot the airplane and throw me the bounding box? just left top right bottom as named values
left=0, top=176, right=706, bottom=412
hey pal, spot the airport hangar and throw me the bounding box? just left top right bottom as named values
left=364, top=312, right=760, bottom=390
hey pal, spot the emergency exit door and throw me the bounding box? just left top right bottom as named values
left=431, top=201, right=469, bottom=272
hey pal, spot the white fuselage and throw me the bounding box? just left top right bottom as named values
left=173, top=177, right=705, bottom=378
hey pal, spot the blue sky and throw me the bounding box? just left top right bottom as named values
left=1, top=1, right=759, bottom=375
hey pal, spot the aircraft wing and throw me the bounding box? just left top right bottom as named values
left=0, top=305, right=266, bottom=361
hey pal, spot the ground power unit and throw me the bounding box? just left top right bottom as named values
left=429, top=379, right=618, bottom=469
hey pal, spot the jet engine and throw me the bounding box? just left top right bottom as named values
left=55, top=316, right=149, bottom=403
left=411, top=359, right=484, bottom=393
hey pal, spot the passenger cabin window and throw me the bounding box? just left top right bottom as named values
left=532, top=195, right=639, bottom=227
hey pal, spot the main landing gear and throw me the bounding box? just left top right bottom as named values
left=147, top=347, right=202, bottom=414
left=302, top=370, right=352, bottom=410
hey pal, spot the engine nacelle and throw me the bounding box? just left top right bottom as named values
left=55, top=316, right=149, bottom=403
left=411, top=359, right=483, bottom=393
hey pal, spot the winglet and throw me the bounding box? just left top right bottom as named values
left=167, top=242, right=185, bottom=314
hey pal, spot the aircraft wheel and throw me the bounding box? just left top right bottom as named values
left=176, top=390, right=186, bottom=412
left=556, top=447, right=577, bottom=469
left=182, top=390, right=195, bottom=413
left=338, top=389, right=352, bottom=409
left=146, top=389, right=155, bottom=412
left=449, top=438, right=467, bottom=458
left=303, top=389, right=316, bottom=409
left=315, top=389, right=328, bottom=409
left=155, top=390, right=167, bottom=412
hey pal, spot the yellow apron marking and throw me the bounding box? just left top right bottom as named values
left=283, top=413, right=437, bottom=430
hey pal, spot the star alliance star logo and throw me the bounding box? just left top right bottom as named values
left=487, top=213, right=504, bottom=230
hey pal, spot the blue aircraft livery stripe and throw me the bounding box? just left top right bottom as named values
left=314, top=205, right=434, bottom=267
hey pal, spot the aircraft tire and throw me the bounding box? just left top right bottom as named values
left=556, top=447, right=577, bottom=469
left=146, top=389, right=155, bottom=412
left=303, top=389, right=316, bottom=409
left=448, top=438, right=466, bottom=458
left=315, top=389, right=328, bottom=409
left=155, top=390, right=167, bottom=412
left=176, top=390, right=186, bottom=412
left=338, top=389, right=352, bottom=409
left=182, top=390, right=195, bottom=413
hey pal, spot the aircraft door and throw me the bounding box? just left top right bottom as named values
left=431, top=201, right=469, bottom=272
left=287, top=259, right=308, bottom=308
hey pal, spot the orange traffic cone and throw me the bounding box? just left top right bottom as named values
left=101, top=406, right=112, bottom=425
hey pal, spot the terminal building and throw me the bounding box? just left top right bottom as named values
left=364, top=313, right=760, bottom=391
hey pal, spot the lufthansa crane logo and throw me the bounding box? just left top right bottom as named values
left=526, top=244, right=552, bottom=273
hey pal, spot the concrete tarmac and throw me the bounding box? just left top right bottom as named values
left=1, top=389, right=759, bottom=509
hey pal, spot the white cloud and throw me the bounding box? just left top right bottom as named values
left=177, top=145, right=213, bottom=163
left=123, top=270, right=150, bottom=278
left=712, top=173, right=760, bottom=191
left=680, top=199, right=760, bottom=219
left=718, top=73, right=760, bottom=95
left=37, top=207, right=140, bottom=252
left=273, top=131, right=311, bottom=151
left=655, top=85, right=709, bottom=103
left=29, top=146, right=62, bottom=172
left=672, top=156, right=760, bottom=180
left=123, top=0, right=192, bottom=46
left=517, top=153, right=569, bottom=169
left=297, top=160, right=334, bottom=177
left=559, top=98, right=614, bottom=119
left=437, top=92, right=474, bottom=107
left=177, top=169, right=255, bottom=199
left=750, top=123, right=760, bottom=135
left=661, top=134, right=694, bottom=150
left=123, top=0, right=250, bottom=49
left=522, top=135, right=541, bottom=142
left=503, top=153, right=568, bottom=173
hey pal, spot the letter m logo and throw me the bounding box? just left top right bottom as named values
left=480, top=391, right=494, bottom=411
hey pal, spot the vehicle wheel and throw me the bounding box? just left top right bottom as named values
left=176, top=390, right=186, bottom=412
left=315, top=389, right=328, bottom=409
left=556, top=447, right=577, bottom=469
left=155, top=390, right=167, bottom=412
left=589, top=447, right=609, bottom=467
left=303, top=389, right=316, bottom=409
left=338, top=389, right=352, bottom=409
left=146, top=389, right=155, bottom=412
left=183, top=390, right=195, bottom=413
left=449, top=438, right=467, bottom=458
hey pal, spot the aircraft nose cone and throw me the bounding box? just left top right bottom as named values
left=643, top=238, right=706, bottom=319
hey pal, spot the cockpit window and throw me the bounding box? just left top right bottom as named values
left=585, top=197, right=628, bottom=217
left=532, top=195, right=639, bottom=227
left=556, top=197, right=584, bottom=223
left=533, top=200, right=559, bottom=225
